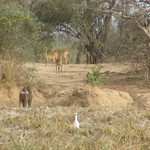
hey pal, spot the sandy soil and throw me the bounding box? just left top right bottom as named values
left=1, top=62, right=150, bottom=107
left=35, top=63, right=129, bottom=86
left=0, top=63, right=150, bottom=149
left=24, top=62, right=148, bottom=107
left=35, top=62, right=150, bottom=94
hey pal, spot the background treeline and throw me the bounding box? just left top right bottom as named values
left=0, top=0, right=150, bottom=75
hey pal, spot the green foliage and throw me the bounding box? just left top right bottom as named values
left=0, top=17, right=11, bottom=31
left=86, top=66, right=101, bottom=86
left=0, top=1, right=42, bottom=63
left=33, top=0, right=74, bottom=25
left=124, top=69, right=136, bottom=80
left=0, top=10, right=27, bottom=33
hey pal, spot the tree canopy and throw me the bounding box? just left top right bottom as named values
left=0, top=0, right=149, bottom=65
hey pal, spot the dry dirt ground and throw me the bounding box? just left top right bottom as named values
left=32, top=62, right=150, bottom=108
left=1, top=63, right=150, bottom=149
left=1, top=62, right=150, bottom=107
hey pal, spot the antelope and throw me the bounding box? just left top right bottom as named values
left=45, top=49, right=56, bottom=66
left=55, top=53, right=62, bottom=74
left=51, top=49, right=69, bottom=64
left=51, top=44, right=69, bottom=64
left=58, top=49, right=69, bottom=64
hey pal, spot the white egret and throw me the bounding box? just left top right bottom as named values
left=73, top=112, right=80, bottom=128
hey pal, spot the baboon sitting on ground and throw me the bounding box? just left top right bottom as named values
left=19, top=85, right=32, bottom=108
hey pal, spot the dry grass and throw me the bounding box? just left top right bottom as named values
left=0, top=62, right=150, bottom=149
left=0, top=61, right=38, bottom=86
left=0, top=106, right=150, bottom=150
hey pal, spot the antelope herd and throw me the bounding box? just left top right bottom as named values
left=45, top=44, right=69, bottom=73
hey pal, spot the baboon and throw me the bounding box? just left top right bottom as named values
left=19, top=85, right=32, bottom=108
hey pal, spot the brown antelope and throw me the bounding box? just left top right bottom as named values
left=58, top=49, right=69, bottom=64
left=51, top=43, right=69, bottom=64
left=52, top=49, right=69, bottom=64
left=45, top=49, right=56, bottom=66
left=55, top=53, right=62, bottom=74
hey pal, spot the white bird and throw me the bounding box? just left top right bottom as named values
left=73, top=112, right=80, bottom=128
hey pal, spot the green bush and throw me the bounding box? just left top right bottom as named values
left=124, top=69, right=136, bottom=80
left=86, top=66, right=101, bottom=86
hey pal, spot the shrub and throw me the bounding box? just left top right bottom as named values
left=124, top=68, right=136, bottom=80
left=86, top=66, right=101, bottom=86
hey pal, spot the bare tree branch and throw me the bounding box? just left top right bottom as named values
left=56, top=24, right=81, bottom=38
left=139, top=0, right=150, bottom=4
left=128, top=0, right=150, bottom=14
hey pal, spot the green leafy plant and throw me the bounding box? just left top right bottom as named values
left=86, top=66, right=101, bottom=86
left=124, top=69, right=136, bottom=80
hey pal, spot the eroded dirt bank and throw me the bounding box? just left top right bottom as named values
left=1, top=63, right=150, bottom=108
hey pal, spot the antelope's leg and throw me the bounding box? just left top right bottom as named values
left=61, top=65, right=62, bottom=72
left=56, top=65, right=58, bottom=74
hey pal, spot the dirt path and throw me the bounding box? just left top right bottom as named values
left=36, top=64, right=90, bottom=86
left=32, top=63, right=150, bottom=101
left=35, top=63, right=130, bottom=85
left=34, top=63, right=126, bottom=86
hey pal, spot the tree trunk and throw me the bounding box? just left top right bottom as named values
left=75, top=50, right=82, bottom=64
left=0, top=38, right=5, bottom=60
left=85, top=43, right=104, bottom=64
left=146, top=42, right=150, bottom=79
left=34, top=50, right=39, bottom=63
left=86, top=52, right=90, bottom=64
